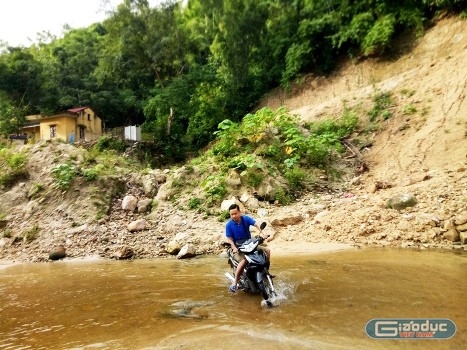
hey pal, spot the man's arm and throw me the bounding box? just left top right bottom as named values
left=226, top=236, right=238, bottom=253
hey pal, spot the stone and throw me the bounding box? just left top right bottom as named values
left=177, top=244, right=196, bottom=259
left=122, top=195, right=138, bottom=211
left=257, top=177, right=284, bottom=202
left=225, top=170, right=241, bottom=187
left=152, top=169, right=168, bottom=184
left=271, top=214, right=303, bottom=226
left=387, top=194, right=418, bottom=210
left=244, top=197, right=260, bottom=210
left=454, top=213, right=467, bottom=226
left=456, top=223, right=467, bottom=232
left=443, top=220, right=460, bottom=242
left=240, top=192, right=251, bottom=203
left=137, top=199, right=153, bottom=213
left=167, top=240, right=181, bottom=255
left=49, top=245, right=66, bottom=260
left=117, top=246, right=134, bottom=260
left=460, top=231, right=467, bottom=244
left=127, top=219, right=148, bottom=232
left=142, top=174, right=158, bottom=197
left=220, top=198, right=244, bottom=212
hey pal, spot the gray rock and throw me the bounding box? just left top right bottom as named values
left=244, top=197, right=260, bottom=210
left=177, top=244, right=196, bottom=259
left=142, top=174, right=158, bottom=197
left=122, top=195, right=138, bottom=211
left=387, top=194, right=418, bottom=210
left=128, top=219, right=148, bottom=232
left=137, top=199, right=153, bottom=213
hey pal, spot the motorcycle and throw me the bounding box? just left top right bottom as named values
left=224, top=222, right=277, bottom=307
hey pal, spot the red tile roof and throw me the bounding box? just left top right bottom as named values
left=67, top=107, right=89, bottom=113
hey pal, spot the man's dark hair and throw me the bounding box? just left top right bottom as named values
left=228, top=203, right=240, bottom=211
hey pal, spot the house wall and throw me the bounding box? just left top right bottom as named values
left=39, top=116, right=76, bottom=142
left=23, top=108, right=103, bottom=142
left=74, top=108, right=103, bottom=140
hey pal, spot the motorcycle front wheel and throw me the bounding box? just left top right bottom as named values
left=258, top=273, right=276, bottom=302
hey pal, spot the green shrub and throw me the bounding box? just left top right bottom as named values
left=82, top=164, right=105, bottom=181
left=369, top=91, right=393, bottom=122
left=23, top=225, right=40, bottom=242
left=188, top=197, right=202, bottom=209
left=274, top=187, right=293, bottom=205
left=0, top=149, right=28, bottom=188
left=403, top=104, right=417, bottom=115
left=95, top=136, right=127, bottom=152
left=285, top=167, right=306, bottom=190
left=362, top=15, right=396, bottom=56
left=51, top=163, right=77, bottom=190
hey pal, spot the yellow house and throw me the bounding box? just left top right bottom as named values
left=22, top=107, right=103, bottom=142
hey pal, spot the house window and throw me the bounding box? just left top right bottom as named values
left=88, top=114, right=91, bottom=121
left=50, top=125, right=57, bottom=138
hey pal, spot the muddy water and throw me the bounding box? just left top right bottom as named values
left=0, top=248, right=466, bottom=350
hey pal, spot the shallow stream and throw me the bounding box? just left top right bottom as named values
left=0, top=248, right=465, bottom=349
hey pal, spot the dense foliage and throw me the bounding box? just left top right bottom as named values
left=0, top=0, right=463, bottom=161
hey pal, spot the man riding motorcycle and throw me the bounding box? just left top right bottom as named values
left=225, top=203, right=271, bottom=292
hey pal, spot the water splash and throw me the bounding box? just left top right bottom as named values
left=261, top=279, right=297, bottom=308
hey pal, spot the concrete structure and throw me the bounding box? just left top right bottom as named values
left=22, top=107, right=103, bottom=142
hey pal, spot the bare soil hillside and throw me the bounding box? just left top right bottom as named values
left=0, top=17, right=466, bottom=263
left=261, top=16, right=467, bottom=253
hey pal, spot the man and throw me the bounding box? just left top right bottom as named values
left=225, top=203, right=271, bottom=292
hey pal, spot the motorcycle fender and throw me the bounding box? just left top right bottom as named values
left=255, top=271, right=263, bottom=284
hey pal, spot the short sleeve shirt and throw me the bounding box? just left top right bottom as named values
left=226, top=215, right=256, bottom=244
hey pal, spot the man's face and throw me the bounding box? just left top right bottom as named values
left=229, top=208, right=241, bottom=223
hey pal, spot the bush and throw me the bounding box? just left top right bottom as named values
left=95, top=136, right=127, bottom=152
left=0, top=149, right=28, bottom=188
left=51, top=163, right=77, bottom=190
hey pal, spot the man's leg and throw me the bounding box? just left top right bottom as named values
left=232, top=258, right=247, bottom=290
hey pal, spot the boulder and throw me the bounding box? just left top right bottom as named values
left=244, top=197, right=260, bottom=210
left=460, top=231, right=467, bottom=244
left=152, top=169, right=168, bottom=184
left=116, top=246, right=134, bottom=260
left=142, top=174, right=158, bottom=197
left=49, top=245, right=66, bottom=260
left=155, top=183, right=174, bottom=201
left=454, top=212, right=467, bottom=226
left=127, top=219, right=148, bottom=232
left=137, top=199, right=153, bottom=213
left=271, top=215, right=303, bottom=227
left=387, top=194, right=418, bottom=210
left=256, top=178, right=282, bottom=202
left=167, top=240, right=181, bottom=255
left=177, top=244, right=196, bottom=259
left=443, top=220, right=460, bottom=242
left=220, top=198, right=244, bottom=212
left=122, top=195, right=138, bottom=211
left=225, top=169, right=241, bottom=187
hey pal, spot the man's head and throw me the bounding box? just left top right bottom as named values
left=228, top=203, right=241, bottom=223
